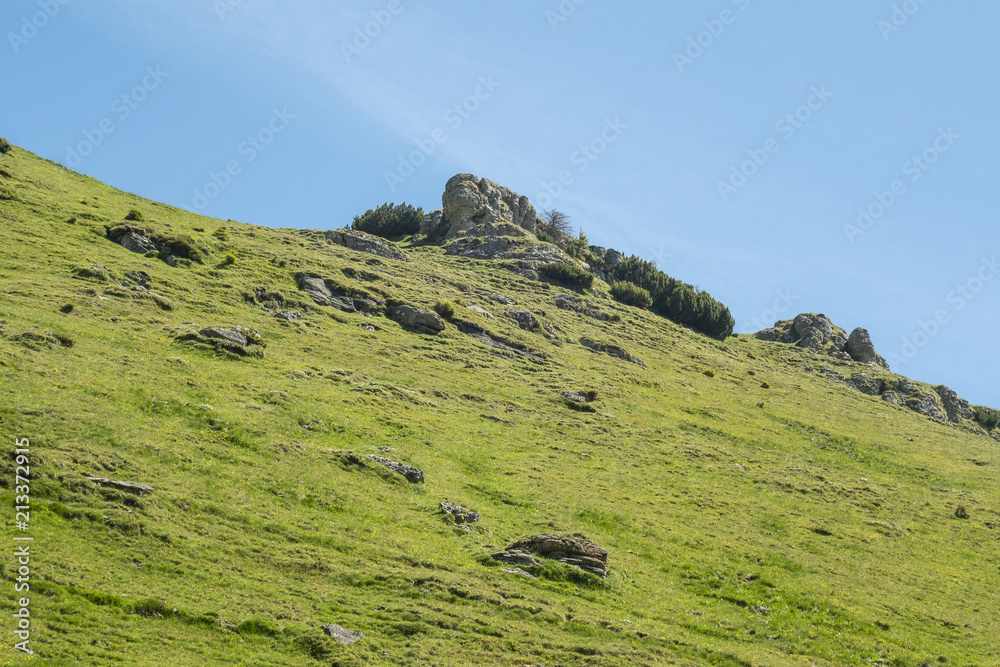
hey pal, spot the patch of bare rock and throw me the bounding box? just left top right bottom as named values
left=492, top=534, right=609, bottom=578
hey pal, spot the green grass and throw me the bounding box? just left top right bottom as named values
left=1, top=143, right=999, bottom=665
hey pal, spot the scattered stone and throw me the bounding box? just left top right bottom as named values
left=324, top=228, right=408, bottom=262
left=456, top=322, right=544, bottom=363
left=118, top=230, right=156, bottom=254
left=934, top=385, right=974, bottom=423
left=481, top=292, right=516, bottom=306
left=387, top=305, right=446, bottom=335
left=200, top=327, right=248, bottom=347
left=86, top=476, right=154, bottom=496
left=275, top=310, right=302, bottom=321
left=440, top=501, right=479, bottom=524
left=494, top=533, right=609, bottom=578
left=580, top=338, right=646, bottom=367
left=467, top=305, right=492, bottom=318
left=298, top=276, right=356, bottom=311
left=367, top=455, right=424, bottom=483
left=500, top=567, right=538, bottom=579
left=554, top=294, right=611, bottom=321
left=506, top=309, right=538, bottom=331
left=321, top=624, right=364, bottom=645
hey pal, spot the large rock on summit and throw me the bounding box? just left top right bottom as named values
left=437, top=173, right=539, bottom=238
left=754, top=313, right=889, bottom=369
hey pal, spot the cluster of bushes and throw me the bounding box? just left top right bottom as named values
left=607, top=255, right=735, bottom=338
left=0, top=137, right=11, bottom=154
left=610, top=281, right=652, bottom=309
left=352, top=202, right=423, bottom=239
left=538, top=262, right=594, bottom=289
left=973, top=406, right=999, bottom=431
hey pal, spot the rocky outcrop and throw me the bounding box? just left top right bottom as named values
left=580, top=338, right=646, bottom=367
left=935, top=386, right=973, bottom=423
left=906, top=392, right=948, bottom=422
left=118, top=230, right=157, bottom=254
left=435, top=173, right=539, bottom=238
left=444, top=229, right=573, bottom=280
left=387, top=305, right=446, bottom=335
left=851, top=373, right=884, bottom=396
left=324, top=229, right=408, bottom=262
left=754, top=314, right=889, bottom=369
left=298, top=276, right=356, bottom=311
left=493, top=534, right=609, bottom=578
left=367, top=455, right=424, bottom=483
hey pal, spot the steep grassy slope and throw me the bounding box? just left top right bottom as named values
left=1, top=144, right=998, bottom=666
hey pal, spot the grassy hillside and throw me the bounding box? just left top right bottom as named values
left=1, top=143, right=998, bottom=666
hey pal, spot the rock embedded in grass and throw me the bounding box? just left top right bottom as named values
left=321, top=624, right=364, bottom=645
left=387, top=304, right=445, bottom=335
left=367, top=455, right=424, bottom=484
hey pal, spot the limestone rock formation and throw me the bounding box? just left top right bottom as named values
left=298, top=275, right=356, bottom=312
left=437, top=173, right=539, bottom=238
left=493, top=534, right=609, bottom=578
left=387, top=305, right=446, bottom=335
left=754, top=313, right=889, bottom=369
left=324, top=228, right=408, bottom=262
left=505, top=309, right=538, bottom=331
left=118, top=230, right=156, bottom=254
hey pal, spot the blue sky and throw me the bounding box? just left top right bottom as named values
left=3, top=0, right=998, bottom=407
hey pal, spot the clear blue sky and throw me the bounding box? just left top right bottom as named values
left=3, top=1, right=998, bottom=407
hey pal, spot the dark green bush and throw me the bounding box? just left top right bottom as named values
left=124, top=209, right=145, bottom=222
left=538, top=262, right=594, bottom=290
left=0, top=137, right=11, bottom=154
left=60, top=302, right=75, bottom=314
left=352, top=202, right=424, bottom=239
left=973, top=406, right=999, bottom=430
left=610, top=281, right=652, bottom=309
left=155, top=235, right=206, bottom=263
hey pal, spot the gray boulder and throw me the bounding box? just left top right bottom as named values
left=882, top=390, right=902, bottom=405
left=298, top=276, right=356, bottom=311
left=494, top=533, right=609, bottom=578
left=367, top=455, right=424, bottom=483
left=200, top=327, right=248, bottom=347
left=754, top=327, right=782, bottom=342
left=934, top=385, right=973, bottom=423
left=439, top=501, right=479, bottom=524
left=119, top=230, right=156, bottom=254
left=604, top=248, right=623, bottom=268
left=321, top=624, right=364, bottom=645
left=387, top=305, right=445, bottom=335
left=506, top=309, right=538, bottom=331
left=86, top=476, right=154, bottom=496
left=847, top=328, right=889, bottom=369
left=324, top=229, right=408, bottom=262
